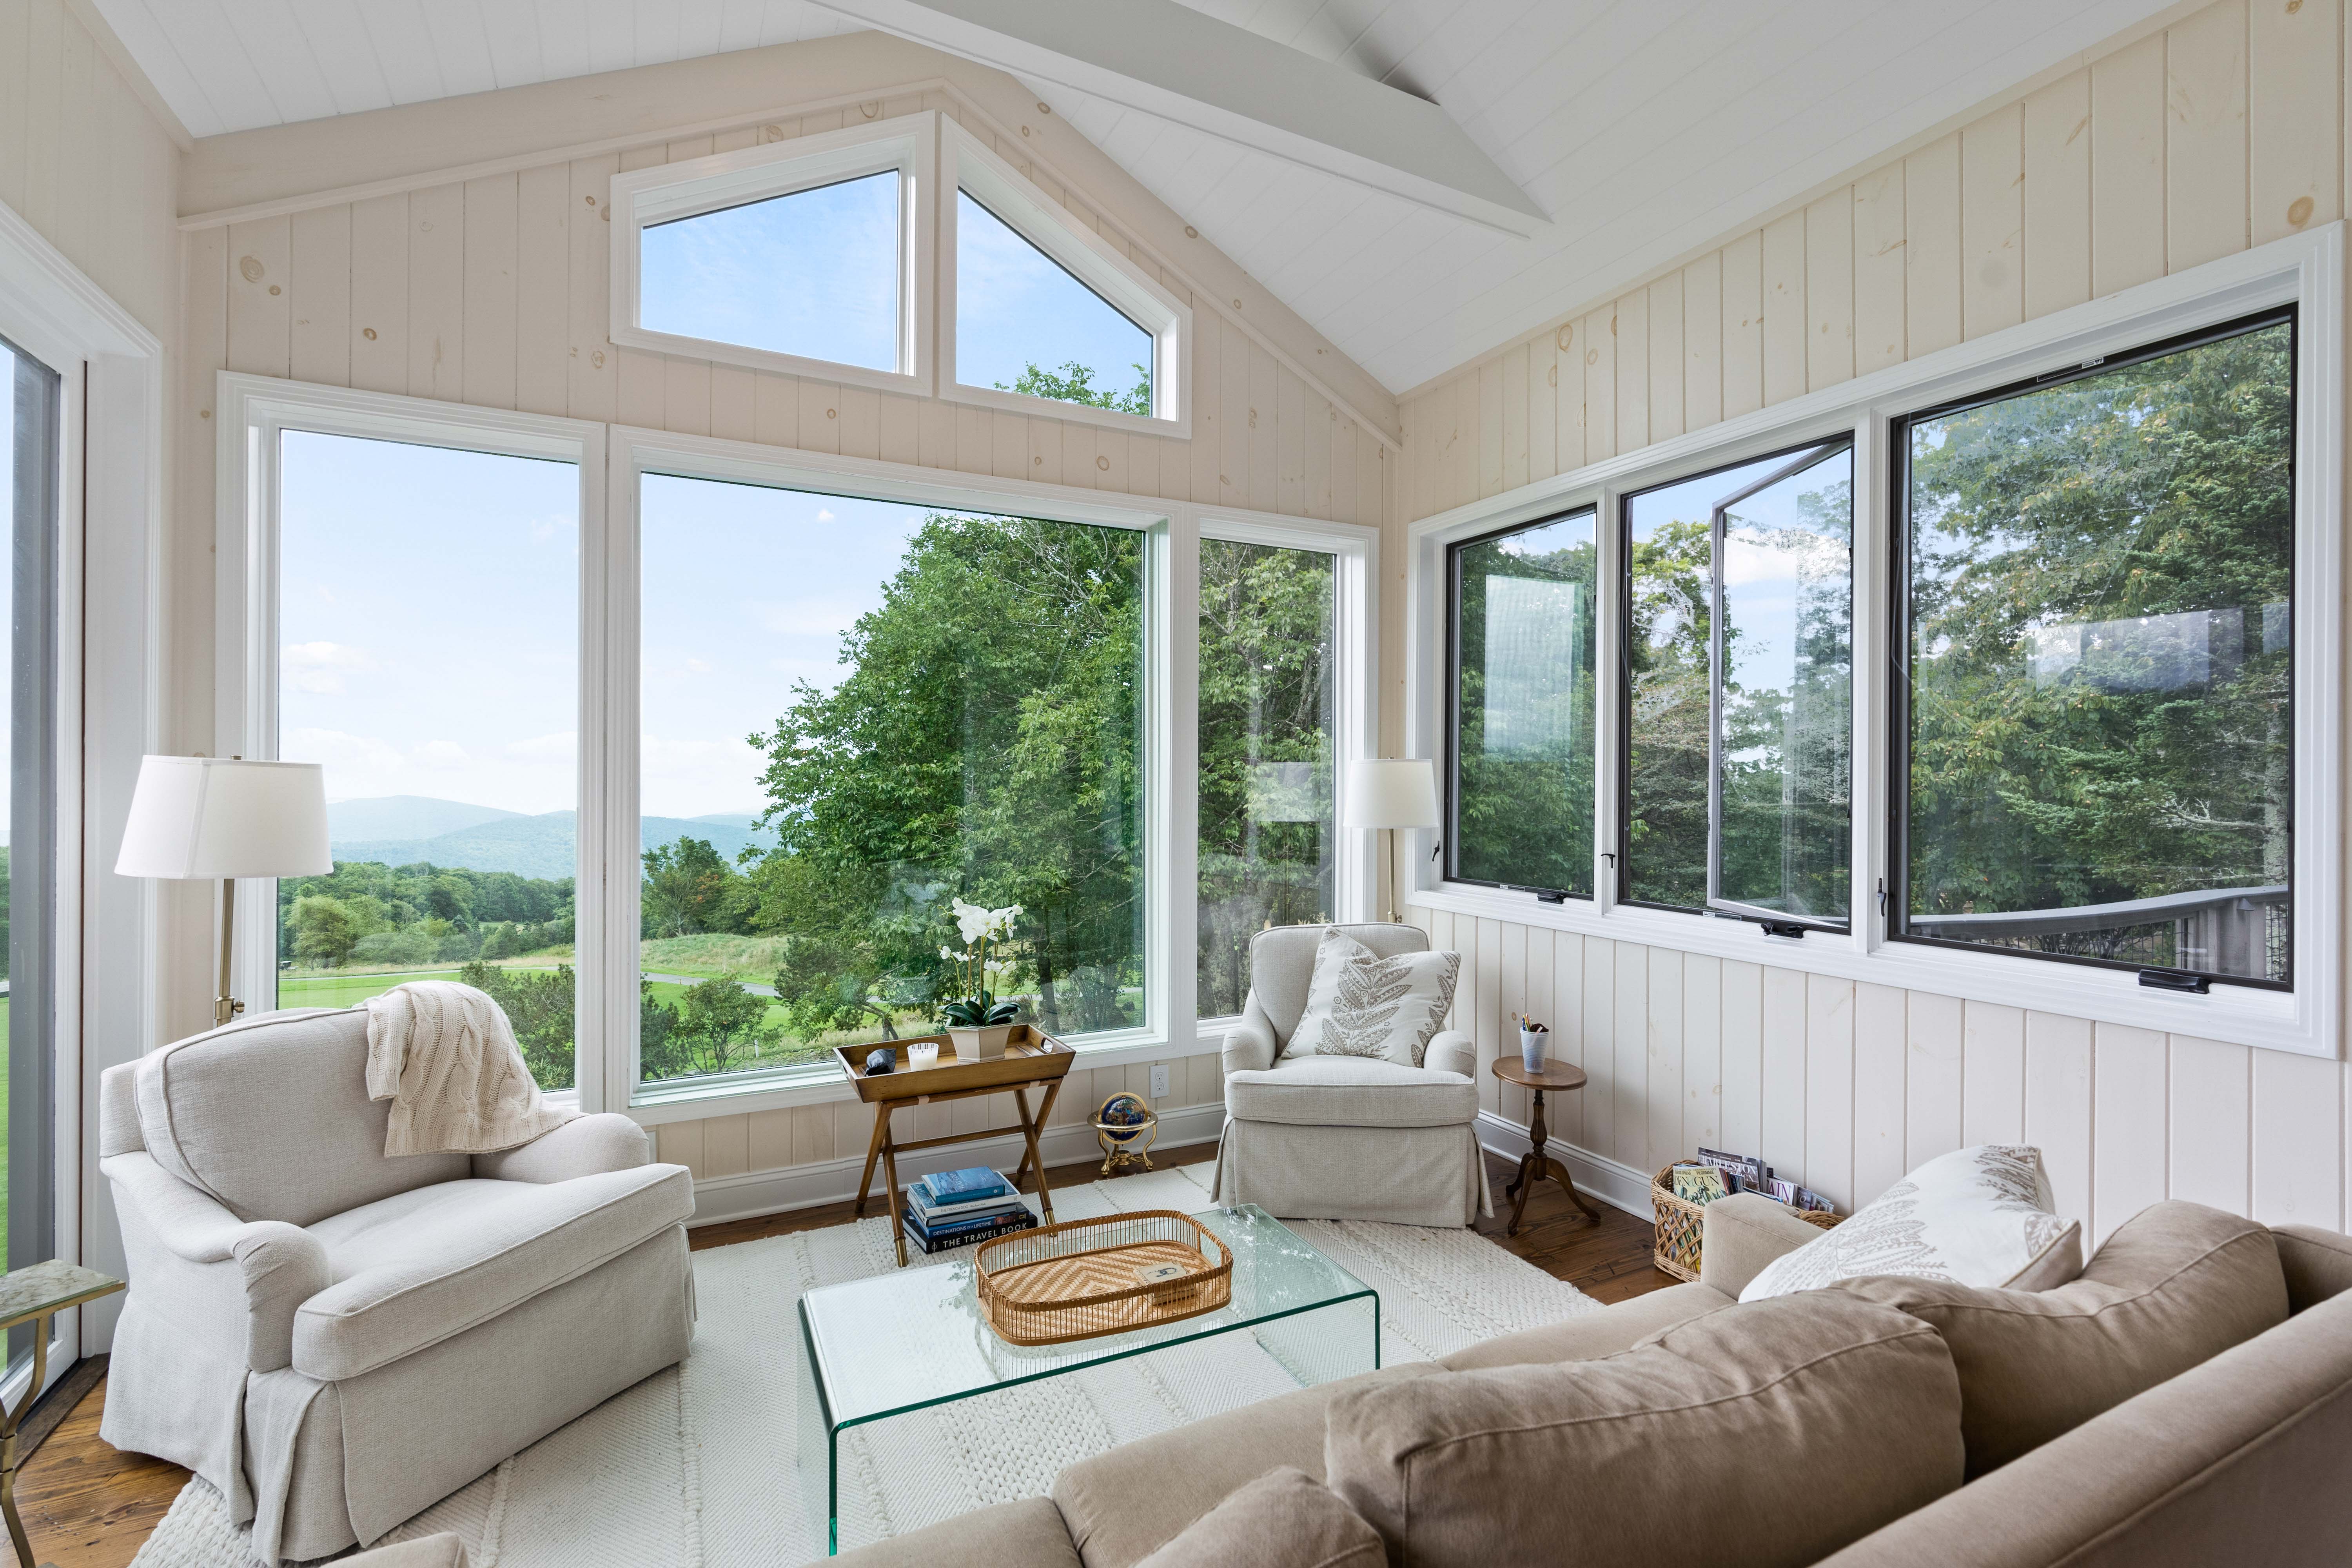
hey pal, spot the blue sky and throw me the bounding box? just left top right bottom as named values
left=0, top=343, right=12, bottom=839
left=640, top=475, right=926, bottom=817
left=278, top=430, right=579, bottom=814
left=956, top=191, right=1151, bottom=401
left=641, top=173, right=900, bottom=370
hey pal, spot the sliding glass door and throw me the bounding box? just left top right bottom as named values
left=2, top=333, right=59, bottom=1369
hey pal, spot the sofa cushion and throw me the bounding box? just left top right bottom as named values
left=1829, top=1199, right=2290, bottom=1477
left=293, top=1165, right=694, bottom=1380
left=1324, top=1293, right=1965, bottom=1568
left=1282, top=927, right=1462, bottom=1068
left=135, top=1008, right=473, bottom=1227
left=825, top=1497, right=1082, bottom=1568
left=1808, top=1288, right=2352, bottom=1568
left=1054, top=1362, right=1444, bottom=1568
left=2271, top=1224, right=2352, bottom=1314
left=1225, top=1056, right=1478, bottom=1128
left=1742, top=1145, right=2081, bottom=1302
left=1135, top=1468, right=1382, bottom=1568
left=1439, top=1281, right=1730, bottom=1370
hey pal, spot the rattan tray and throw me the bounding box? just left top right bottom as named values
left=973, top=1210, right=1233, bottom=1345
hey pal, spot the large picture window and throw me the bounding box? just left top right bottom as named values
left=1446, top=507, right=1597, bottom=896
left=1893, top=311, right=2295, bottom=987
left=273, top=430, right=583, bottom=1089
left=636, top=473, right=1149, bottom=1089
left=1622, top=442, right=1853, bottom=925
left=1197, top=537, right=1337, bottom=1015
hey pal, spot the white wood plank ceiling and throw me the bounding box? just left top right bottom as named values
left=100, top=0, right=2178, bottom=392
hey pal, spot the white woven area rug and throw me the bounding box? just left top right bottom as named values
left=131, top=1162, right=1599, bottom=1567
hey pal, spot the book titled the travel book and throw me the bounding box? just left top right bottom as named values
left=901, top=1204, right=1038, bottom=1255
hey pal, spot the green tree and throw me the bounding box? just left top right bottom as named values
left=996, top=360, right=1151, bottom=417
left=1196, top=538, right=1336, bottom=1016
left=289, top=893, right=363, bottom=968
left=458, top=959, right=577, bottom=1090
left=640, top=976, right=781, bottom=1078
left=746, top=505, right=1145, bottom=1037
left=641, top=835, right=751, bottom=937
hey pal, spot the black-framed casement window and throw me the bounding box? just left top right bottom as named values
left=1622, top=441, right=1854, bottom=926
left=1893, top=309, right=2295, bottom=988
left=1446, top=506, right=1598, bottom=896
left=2, top=332, right=59, bottom=1369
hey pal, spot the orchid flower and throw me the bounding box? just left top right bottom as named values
left=951, top=898, right=992, bottom=945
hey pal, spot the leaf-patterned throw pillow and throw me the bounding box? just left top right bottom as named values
left=1281, top=927, right=1462, bottom=1069
left=1740, top=1144, right=2083, bottom=1302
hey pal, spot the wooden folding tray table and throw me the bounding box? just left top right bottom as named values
left=835, top=1027, right=1078, bottom=1266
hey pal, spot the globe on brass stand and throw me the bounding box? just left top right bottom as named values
left=1093, top=1091, right=1159, bottom=1177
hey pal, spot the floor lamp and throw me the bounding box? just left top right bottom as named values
left=116, top=757, right=331, bottom=1028
left=1345, top=759, right=1439, bottom=923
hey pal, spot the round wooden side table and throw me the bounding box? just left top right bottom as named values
left=1491, top=1057, right=1603, bottom=1237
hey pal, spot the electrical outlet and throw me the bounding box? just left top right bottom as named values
left=1148, top=1064, right=1171, bottom=1099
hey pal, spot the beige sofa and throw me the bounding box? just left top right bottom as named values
left=818, top=1195, right=2352, bottom=1568
left=99, top=1008, right=697, bottom=1564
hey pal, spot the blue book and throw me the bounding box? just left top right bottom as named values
left=907, top=1200, right=1035, bottom=1237
left=902, top=1206, right=1036, bottom=1251
left=918, top=1167, right=1015, bottom=1205
left=909, top=1186, right=1029, bottom=1222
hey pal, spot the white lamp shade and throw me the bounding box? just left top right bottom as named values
left=115, top=756, right=332, bottom=880
left=1344, top=758, right=1440, bottom=830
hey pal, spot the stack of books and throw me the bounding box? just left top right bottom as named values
left=901, top=1167, right=1040, bottom=1254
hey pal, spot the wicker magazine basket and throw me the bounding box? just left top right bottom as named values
left=1651, top=1165, right=1841, bottom=1283
left=975, top=1209, right=1233, bottom=1346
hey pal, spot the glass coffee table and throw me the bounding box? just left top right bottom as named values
left=796, top=1204, right=1379, bottom=1555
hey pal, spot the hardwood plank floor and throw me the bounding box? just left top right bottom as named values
left=20, top=1143, right=1673, bottom=1566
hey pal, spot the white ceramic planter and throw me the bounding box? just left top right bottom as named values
left=951, top=1024, right=1015, bottom=1061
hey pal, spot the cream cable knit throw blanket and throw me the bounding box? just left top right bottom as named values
left=364, top=981, right=577, bottom=1156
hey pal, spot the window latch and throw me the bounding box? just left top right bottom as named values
left=1758, top=920, right=1808, bottom=940
left=1877, top=877, right=1888, bottom=918
left=2138, top=967, right=2211, bottom=995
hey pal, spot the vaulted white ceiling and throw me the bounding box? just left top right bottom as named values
left=100, top=0, right=2177, bottom=393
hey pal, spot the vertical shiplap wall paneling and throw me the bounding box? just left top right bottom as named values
left=189, top=93, right=1389, bottom=1187
left=1397, top=0, right=2352, bottom=1228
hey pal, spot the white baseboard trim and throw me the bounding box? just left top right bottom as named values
left=1474, top=1111, right=1657, bottom=1223
left=686, top=1100, right=1229, bottom=1228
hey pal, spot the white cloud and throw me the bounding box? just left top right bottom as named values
left=505, top=730, right=577, bottom=762
left=815, top=508, right=836, bottom=523
left=641, top=734, right=769, bottom=817
left=283, top=640, right=376, bottom=696
left=416, top=740, right=472, bottom=769
left=684, top=657, right=713, bottom=674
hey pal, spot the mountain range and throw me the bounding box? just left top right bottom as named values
left=327, top=795, right=775, bottom=881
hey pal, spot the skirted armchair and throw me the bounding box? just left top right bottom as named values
left=1211, top=923, right=1492, bottom=1227
left=99, top=1007, right=696, bottom=1563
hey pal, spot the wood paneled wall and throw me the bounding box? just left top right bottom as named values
left=0, top=0, right=180, bottom=342
left=1396, top=0, right=2352, bottom=1241
left=176, top=82, right=1382, bottom=1174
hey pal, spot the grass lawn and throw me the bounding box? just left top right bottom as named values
left=637, top=933, right=788, bottom=982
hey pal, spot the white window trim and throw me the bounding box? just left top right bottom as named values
left=609, top=113, right=938, bottom=398
left=938, top=120, right=1193, bottom=440
left=1406, top=223, right=2345, bottom=1061
left=1, top=197, right=166, bottom=1375
left=214, top=374, right=613, bottom=1105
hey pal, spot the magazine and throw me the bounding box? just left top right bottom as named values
left=1671, top=1165, right=1729, bottom=1205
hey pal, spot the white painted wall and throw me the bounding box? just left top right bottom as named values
left=1396, top=0, right=2352, bottom=1243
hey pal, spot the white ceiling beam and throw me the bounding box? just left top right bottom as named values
left=800, top=0, right=1550, bottom=237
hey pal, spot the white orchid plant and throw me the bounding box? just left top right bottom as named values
left=940, top=898, right=1023, bottom=1027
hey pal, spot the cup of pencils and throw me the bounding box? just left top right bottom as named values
left=1512, top=1012, right=1549, bottom=1073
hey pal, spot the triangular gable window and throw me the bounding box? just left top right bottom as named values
left=942, top=123, right=1189, bottom=436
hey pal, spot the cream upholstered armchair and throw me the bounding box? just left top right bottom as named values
left=99, top=1008, right=696, bottom=1564
left=1211, top=923, right=1491, bottom=1227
